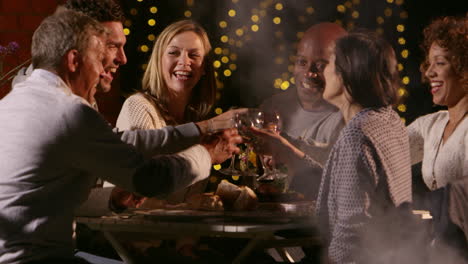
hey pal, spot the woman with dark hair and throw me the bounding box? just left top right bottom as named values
left=314, top=32, right=412, bottom=263
left=408, top=16, right=467, bottom=259
left=252, top=32, right=413, bottom=263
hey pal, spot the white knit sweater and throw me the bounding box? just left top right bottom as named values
left=408, top=111, right=467, bottom=190
left=117, top=93, right=210, bottom=203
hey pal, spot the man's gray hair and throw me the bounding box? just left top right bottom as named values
left=31, top=8, right=107, bottom=70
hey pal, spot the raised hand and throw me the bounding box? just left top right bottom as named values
left=201, top=128, right=243, bottom=164
left=196, top=108, right=248, bottom=135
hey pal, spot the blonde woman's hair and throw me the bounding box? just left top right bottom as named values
left=141, top=20, right=216, bottom=123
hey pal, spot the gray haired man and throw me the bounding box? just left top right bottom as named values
left=0, top=9, right=241, bottom=264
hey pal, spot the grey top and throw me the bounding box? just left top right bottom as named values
left=316, top=107, right=412, bottom=263
left=261, top=88, right=345, bottom=198
left=0, top=69, right=206, bottom=263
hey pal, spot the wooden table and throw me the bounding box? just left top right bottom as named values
left=76, top=204, right=320, bottom=263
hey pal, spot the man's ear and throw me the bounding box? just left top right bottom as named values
left=65, top=49, right=80, bottom=73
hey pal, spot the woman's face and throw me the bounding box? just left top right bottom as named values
left=162, top=31, right=206, bottom=95
left=323, top=53, right=345, bottom=107
left=425, top=42, right=463, bottom=107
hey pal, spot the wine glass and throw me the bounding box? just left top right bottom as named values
left=256, top=111, right=282, bottom=182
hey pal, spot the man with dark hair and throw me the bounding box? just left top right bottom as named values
left=0, top=7, right=241, bottom=264
left=64, top=0, right=127, bottom=94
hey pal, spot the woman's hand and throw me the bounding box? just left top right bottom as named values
left=195, top=108, right=248, bottom=135
left=249, top=127, right=305, bottom=165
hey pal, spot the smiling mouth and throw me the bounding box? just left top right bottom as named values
left=174, top=71, right=192, bottom=80
left=430, top=81, right=442, bottom=94
left=101, top=67, right=117, bottom=81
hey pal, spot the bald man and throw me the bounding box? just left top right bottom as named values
left=261, top=22, right=347, bottom=199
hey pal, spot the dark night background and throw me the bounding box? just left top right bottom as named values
left=117, top=0, right=467, bottom=125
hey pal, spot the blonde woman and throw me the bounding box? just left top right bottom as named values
left=117, top=20, right=216, bottom=205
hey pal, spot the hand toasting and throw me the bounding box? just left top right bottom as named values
left=201, top=128, right=243, bottom=164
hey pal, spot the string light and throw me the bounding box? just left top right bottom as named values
left=147, top=19, right=156, bottom=26
left=184, top=10, right=192, bottom=17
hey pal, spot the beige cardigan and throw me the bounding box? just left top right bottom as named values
left=116, top=93, right=210, bottom=204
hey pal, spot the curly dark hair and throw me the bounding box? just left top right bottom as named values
left=64, top=0, right=125, bottom=23
left=420, top=16, right=467, bottom=91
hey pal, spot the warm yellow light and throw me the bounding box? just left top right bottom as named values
left=223, top=69, right=232, bottom=77
left=296, top=32, right=304, bottom=39
left=398, top=37, right=406, bottom=45
left=398, top=63, right=404, bottom=71
left=397, top=104, right=407, bottom=112
left=352, top=0, right=360, bottom=4
left=209, top=175, right=218, bottom=182
left=384, top=8, right=392, bottom=17
left=214, top=72, right=218, bottom=77
left=220, top=35, right=229, bottom=43
left=184, top=10, right=192, bottom=18
left=214, top=47, right=222, bottom=55
left=251, top=15, right=259, bottom=23
left=149, top=6, right=158, bottom=14
left=275, top=57, right=284, bottom=64
left=141, top=64, right=147, bottom=70
left=251, top=24, right=259, bottom=32
left=396, top=0, right=404, bottom=5
left=228, top=9, right=236, bottom=17
left=124, top=20, right=132, bottom=27
left=123, top=28, right=130, bottom=35
left=398, top=88, right=407, bottom=96
left=306, top=7, right=315, bottom=14
left=259, top=10, right=266, bottom=17
left=222, top=48, right=229, bottom=55
left=281, top=81, right=290, bottom=90
left=213, top=164, right=221, bottom=170
left=387, top=0, right=394, bottom=3
left=235, top=29, right=244, bottom=36
left=335, top=19, right=343, bottom=26
left=345, top=1, right=352, bottom=8
left=290, top=77, right=295, bottom=84
left=231, top=175, right=240, bottom=181
left=274, top=78, right=282, bottom=89
left=228, top=39, right=235, bottom=45
left=140, top=45, right=149, bottom=52
left=401, top=117, right=406, bottom=124
left=213, top=61, right=221, bottom=68
left=337, top=5, right=346, bottom=13
left=137, top=0, right=143, bottom=2
left=401, top=49, right=409, bottom=58
left=402, top=76, right=410, bottom=84
left=230, top=53, right=238, bottom=60
left=288, top=65, right=294, bottom=72
left=229, top=64, right=237, bottom=71
left=219, top=21, right=227, bottom=28
left=147, top=19, right=156, bottom=26
left=352, top=11, right=359, bottom=19
left=232, top=0, right=239, bottom=3
left=275, top=3, right=283, bottom=10
left=215, top=107, right=223, bottom=115
left=216, top=80, right=224, bottom=89
left=147, top=34, right=155, bottom=41
left=273, top=17, right=281, bottom=24
left=130, top=8, right=138, bottom=15
left=397, top=24, right=405, bottom=32
left=187, top=0, right=194, bottom=6
left=377, top=16, right=384, bottom=24
left=221, top=56, right=229, bottom=63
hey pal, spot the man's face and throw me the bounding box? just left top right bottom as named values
left=293, top=36, right=333, bottom=105
left=98, top=21, right=127, bottom=93
left=71, top=35, right=106, bottom=102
